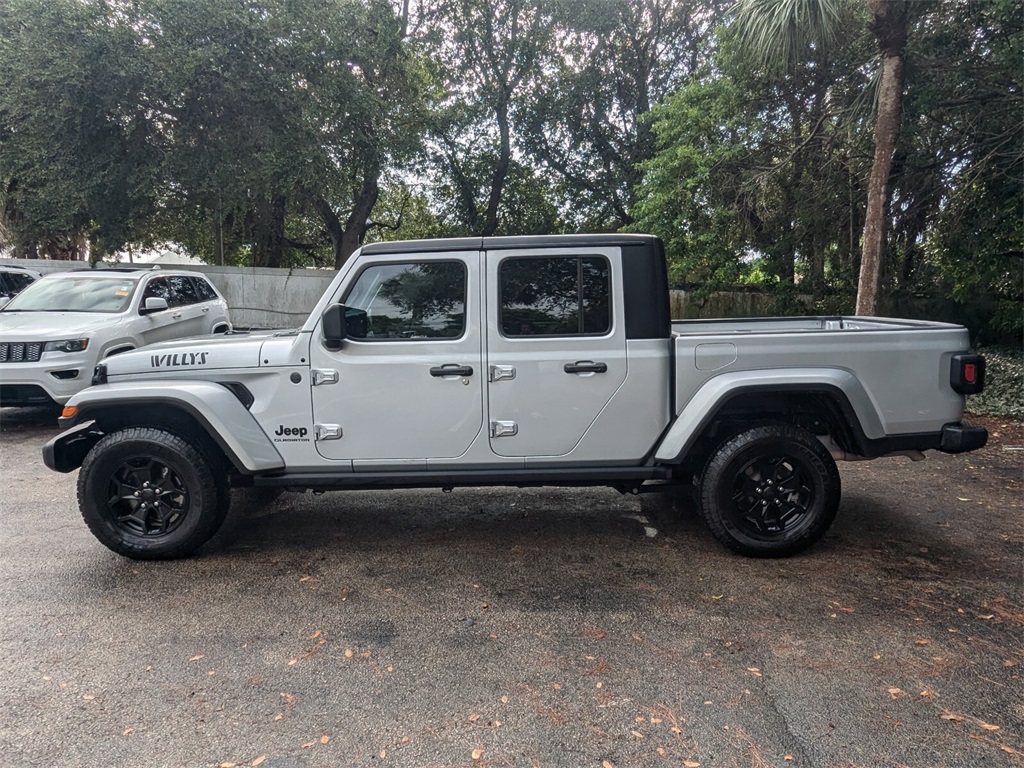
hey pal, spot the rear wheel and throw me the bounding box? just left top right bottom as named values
left=698, top=423, right=840, bottom=557
left=77, top=427, right=229, bottom=560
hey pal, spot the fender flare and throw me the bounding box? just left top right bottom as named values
left=57, top=380, right=284, bottom=473
left=653, top=368, right=886, bottom=463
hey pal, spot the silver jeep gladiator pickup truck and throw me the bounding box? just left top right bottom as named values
left=43, top=234, right=987, bottom=560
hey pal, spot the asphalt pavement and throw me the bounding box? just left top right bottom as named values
left=0, top=406, right=1021, bottom=768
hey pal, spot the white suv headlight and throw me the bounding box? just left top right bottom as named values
left=43, top=339, right=90, bottom=353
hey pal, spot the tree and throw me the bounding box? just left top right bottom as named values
left=524, top=0, right=727, bottom=230
left=733, top=0, right=909, bottom=316
left=411, top=0, right=554, bottom=236
left=0, top=0, right=161, bottom=259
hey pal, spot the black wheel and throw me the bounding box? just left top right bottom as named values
left=698, top=423, right=840, bottom=557
left=77, top=427, right=229, bottom=560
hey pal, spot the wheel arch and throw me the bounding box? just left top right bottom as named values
left=56, top=382, right=284, bottom=474
left=654, top=369, right=885, bottom=464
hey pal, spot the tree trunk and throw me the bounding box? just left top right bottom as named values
left=251, top=195, right=287, bottom=268
left=313, top=172, right=380, bottom=271
left=481, top=96, right=512, bottom=237
left=857, top=0, right=908, bottom=316
left=338, top=175, right=380, bottom=269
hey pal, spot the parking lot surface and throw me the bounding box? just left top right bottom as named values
left=0, top=407, right=1021, bottom=768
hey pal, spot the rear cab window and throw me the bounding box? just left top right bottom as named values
left=499, top=255, right=611, bottom=337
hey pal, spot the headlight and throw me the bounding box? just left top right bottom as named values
left=43, top=339, right=89, bottom=353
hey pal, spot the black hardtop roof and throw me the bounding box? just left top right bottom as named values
left=360, top=233, right=660, bottom=256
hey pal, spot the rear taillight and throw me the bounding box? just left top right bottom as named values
left=950, top=354, right=985, bottom=395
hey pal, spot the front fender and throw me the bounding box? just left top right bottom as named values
left=57, top=380, right=285, bottom=473
left=654, top=368, right=886, bottom=462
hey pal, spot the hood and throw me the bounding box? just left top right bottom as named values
left=0, top=311, right=124, bottom=338
left=104, top=331, right=283, bottom=377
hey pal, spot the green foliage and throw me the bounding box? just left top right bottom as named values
left=0, top=0, right=1017, bottom=335
left=968, top=348, right=1024, bottom=422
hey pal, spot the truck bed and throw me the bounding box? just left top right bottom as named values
left=670, top=315, right=971, bottom=440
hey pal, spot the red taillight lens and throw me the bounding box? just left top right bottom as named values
left=951, top=354, right=985, bottom=394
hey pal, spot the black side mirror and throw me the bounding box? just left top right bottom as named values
left=322, top=304, right=347, bottom=350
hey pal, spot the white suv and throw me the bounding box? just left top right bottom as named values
left=0, top=268, right=231, bottom=406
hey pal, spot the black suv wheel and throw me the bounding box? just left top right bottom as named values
left=77, top=427, right=229, bottom=559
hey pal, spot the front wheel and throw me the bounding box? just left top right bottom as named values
left=698, top=424, right=840, bottom=557
left=77, top=427, right=229, bottom=560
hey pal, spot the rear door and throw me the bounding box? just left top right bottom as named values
left=309, top=251, right=484, bottom=463
left=485, top=247, right=627, bottom=457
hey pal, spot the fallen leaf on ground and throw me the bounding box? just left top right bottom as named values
left=888, top=687, right=906, bottom=699
left=320, top=735, right=330, bottom=744
left=942, top=712, right=966, bottom=722
left=747, top=667, right=762, bottom=677
left=252, top=757, right=266, bottom=767
left=979, top=722, right=1001, bottom=732
left=602, top=761, right=614, bottom=768
left=188, top=655, right=205, bottom=662
left=631, top=730, right=644, bottom=738
left=684, top=761, right=700, bottom=767
left=472, top=748, right=485, bottom=760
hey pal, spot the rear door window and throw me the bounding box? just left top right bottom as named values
left=499, top=256, right=611, bottom=336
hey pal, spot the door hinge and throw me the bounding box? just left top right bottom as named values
left=311, top=369, right=339, bottom=386
left=489, top=365, right=516, bottom=382
left=490, top=420, right=518, bottom=438
left=316, top=424, right=342, bottom=440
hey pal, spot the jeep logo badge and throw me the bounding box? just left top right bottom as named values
left=273, top=425, right=310, bottom=442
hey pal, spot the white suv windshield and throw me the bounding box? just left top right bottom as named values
left=3, top=276, right=139, bottom=313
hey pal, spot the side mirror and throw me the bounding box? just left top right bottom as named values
left=140, top=296, right=169, bottom=315
left=322, top=304, right=348, bottom=350
left=0, top=296, right=9, bottom=310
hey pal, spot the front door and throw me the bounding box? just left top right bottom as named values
left=310, top=252, right=484, bottom=463
left=485, top=247, right=627, bottom=458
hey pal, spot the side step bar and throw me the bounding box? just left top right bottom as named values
left=251, top=466, right=672, bottom=492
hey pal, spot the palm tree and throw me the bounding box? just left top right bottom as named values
left=734, top=0, right=909, bottom=316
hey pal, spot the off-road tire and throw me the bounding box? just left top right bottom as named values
left=698, top=423, right=840, bottom=557
left=77, top=427, right=230, bottom=560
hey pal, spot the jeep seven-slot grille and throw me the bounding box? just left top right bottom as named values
left=0, top=342, right=43, bottom=363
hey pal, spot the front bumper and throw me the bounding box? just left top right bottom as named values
left=0, top=352, right=94, bottom=405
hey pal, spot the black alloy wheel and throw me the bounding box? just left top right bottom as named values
left=78, top=427, right=229, bottom=559
left=699, top=423, right=841, bottom=557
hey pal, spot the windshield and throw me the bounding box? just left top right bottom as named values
left=3, top=275, right=139, bottom=313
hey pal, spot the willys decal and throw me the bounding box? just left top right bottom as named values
left=151, top=351, right=209, bottom=368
